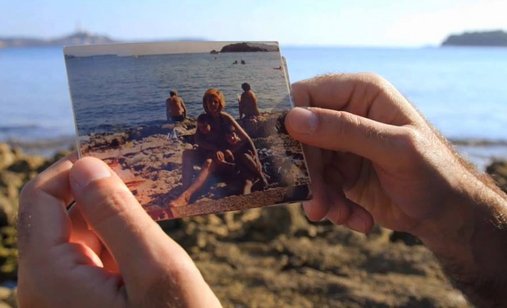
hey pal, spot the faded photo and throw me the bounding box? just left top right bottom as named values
left=65, top=41, right=310, bottom=220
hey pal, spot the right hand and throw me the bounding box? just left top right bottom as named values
left=285, top=73, right=475, bottom=240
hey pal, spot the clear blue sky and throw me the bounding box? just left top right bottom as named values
left=1, top=0, right=506, bottom=46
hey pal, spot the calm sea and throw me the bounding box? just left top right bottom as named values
left=65, top=51, right=291, bottom=135
left=1, top=46, right=506, bottom=167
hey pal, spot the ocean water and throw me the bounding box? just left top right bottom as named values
left=65, top=51, right=290, bottom=135
left=0, top=46, right=506, bottom=166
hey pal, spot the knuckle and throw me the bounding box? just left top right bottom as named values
left=396, top=127, right=425, bottom=161
left=358, top=72, right=388, bottom=88
left=357, top=73, right=392, bottom=97
left=332, top=111, right=358, bottom=137
left=81, top=180, right=135, bottom=226
left=290, top=81, right=310, bottom=107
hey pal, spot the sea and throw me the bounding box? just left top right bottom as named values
left=65, top=50, right=291, bottom=135
left=0, top=46, right=506, bottom=169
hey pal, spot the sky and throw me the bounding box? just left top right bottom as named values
left=1, top=0, right=507, bottom=47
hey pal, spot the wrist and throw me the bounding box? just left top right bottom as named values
left=415, top=170, right=482, bottom=261
left=416, top=170, right=506, bottom=268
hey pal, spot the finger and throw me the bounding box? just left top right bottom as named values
left=291, top=74, right=426, bottom=129
left=69, top=207, right=102, bottom=258
left=100, top=247, right=120, bottom=273
left=326, top=193, right=374, bottom=234
left=344, top=204, right=374, bottom=234
left=17, top=154, right=77, bottom=257
left=69, top=157, right=192, bottom=287
left=18, top=189, right=71, bottom=258
left=31, top=152, right=78, bottom=205
left=285, top=107, right=405, bottom=166
left=69, top=208, right=119, bottom=272
left=292, top=73, right=397, bottom=113
left=301, top=145, right=331, bottom=221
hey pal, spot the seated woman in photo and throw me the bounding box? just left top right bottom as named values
left=169, top=88, right=265, bottom=207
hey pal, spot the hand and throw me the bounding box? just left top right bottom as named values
left=17, top=156, right=221, bottom=307
left=285, top=73, right=474, bottom=238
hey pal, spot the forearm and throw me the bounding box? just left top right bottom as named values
left=419, top=171, right=507, bottom=306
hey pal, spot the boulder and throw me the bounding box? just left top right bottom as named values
left=486, top=160, right=507, bottom=193
left=0, top=145, right=15, bottom=171
left=7, top=156, right=45, bottom=174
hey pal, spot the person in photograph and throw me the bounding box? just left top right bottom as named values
left=166, top=90, right=187, bottom=122
left=238, top=82, right=260, bottom=120
left=223, top=123, right=268, bottom=194
left=170, top=88, right=264, bottom=207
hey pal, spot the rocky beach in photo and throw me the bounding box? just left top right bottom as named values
left=79, top=112, right=310, bottom=220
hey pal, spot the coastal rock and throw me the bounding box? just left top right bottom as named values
left=7, top=156, right=45, bottom=174
left=486, top=160, right=507, bottom=193
left=442, top=30, right=507, bottom=47
left=0, top=196, right=12, bottom=227
left=0, top=145, right=15, bottom=171
left=0, top=287, right=14, bottom=307
left=86, top=132, right=129, bottom=150
left=220, top=42, right=279, bottom=53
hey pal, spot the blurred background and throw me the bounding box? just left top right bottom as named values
left=1, top=1, right=506, bottom=307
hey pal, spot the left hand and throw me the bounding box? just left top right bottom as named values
left=17, top=156, right=221, bottom=307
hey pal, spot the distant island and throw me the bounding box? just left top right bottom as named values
left=442, top=30, right=507, bottom=47
left=218, top=42, right=279, bottom=53
left=0, top=31, right=117, bottom=48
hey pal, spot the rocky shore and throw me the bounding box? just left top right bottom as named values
left=1, top=138, right=507, bottom=306
left=0, top=143, right=68, bottom=307
left=80, top=112, right=310, bottom=220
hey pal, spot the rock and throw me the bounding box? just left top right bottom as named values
left=0, top=227, right=18, bottom=282
left=87, top=132, right=129, bottom=149
left=486, top=160, right=507, bottom=193
left=0, top=287, right=10, bottom=300
left=442, top=30, right=507, bottom=47
left=220, top=42, right=279, bottom=53
left=224, top=204, right=309, bottom=241
left=389, top=231, right=423, bottom=246
left=7, top=156, right=45, bottom=173
left=0, top=171, right=25, bottom=226
left=0, top=196, right=14, bottom=227
left=0, top=145, right=15, bottom=171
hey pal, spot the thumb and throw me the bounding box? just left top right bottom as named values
left=69, top=157, right=194, bottom=290
left=285, top=107, right=404, bottom=165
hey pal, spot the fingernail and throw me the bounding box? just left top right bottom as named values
left=70, top=157, right=111, bottom=194
left=288, top=107, right=318, bottom=134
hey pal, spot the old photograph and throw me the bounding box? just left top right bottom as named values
left=65, top=41, right=310, bottom=220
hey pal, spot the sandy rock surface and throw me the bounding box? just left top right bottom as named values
left=1, top=138, right=506, bottom=307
